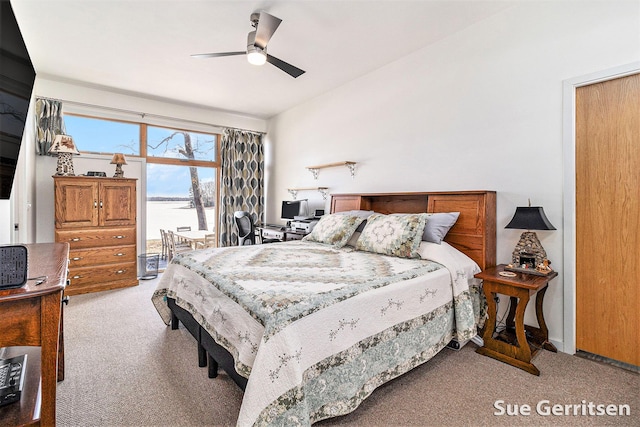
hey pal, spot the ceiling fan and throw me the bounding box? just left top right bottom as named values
left=192, top=11, right=305, bottom=78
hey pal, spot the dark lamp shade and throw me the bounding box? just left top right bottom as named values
left=505, top=206, right=556, bottom=231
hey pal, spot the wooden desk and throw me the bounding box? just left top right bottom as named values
left=474, top=264, right=557, bottom=376
left=0, top=243, right=68, bottom=426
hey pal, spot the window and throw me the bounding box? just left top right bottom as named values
left=63, top=112, right=221, bottom=255
left=146, top=126, right=216, bottom=162
left=64, top=115, right=140, bottom=155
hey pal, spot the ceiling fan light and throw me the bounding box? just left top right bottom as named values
left=247, top=50, right=266, bottom=66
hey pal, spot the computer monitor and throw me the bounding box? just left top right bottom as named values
left=281, top=200, right=301, bottom=219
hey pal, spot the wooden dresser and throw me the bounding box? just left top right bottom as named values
left=54, top=176, right=138, bottom=295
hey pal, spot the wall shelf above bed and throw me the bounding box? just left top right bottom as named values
left=287, top=187, right=329, bottom=200
left=306, top=161, right=356, bottom=179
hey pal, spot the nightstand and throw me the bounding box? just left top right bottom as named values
left=474, top=264, right=558, bottom=375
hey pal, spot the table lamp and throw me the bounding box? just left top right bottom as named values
left=111, top=153, right=127, bottom=178
left=48, top=134, right=80, bottom=176
left=504, top=204, right=556, bottom=275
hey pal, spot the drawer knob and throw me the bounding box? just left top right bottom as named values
left=115, top=269, right=125, bottom=274
left=72, top=257, right=82, bottom=261
left=115, top=253, right=125, bottom=256
left=71, top=238, right=81, bottom=242
left=72, top=275, right=81, bottom=279
left=113, top=235, right=125, bottom=239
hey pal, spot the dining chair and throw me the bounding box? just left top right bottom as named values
left=159, top=229, right=168, bottom=260
left=167, top=230, right=192, bottom=260
left=196, top=233, right=217, bottom=249
left=176, top=226, right=191, bottom=244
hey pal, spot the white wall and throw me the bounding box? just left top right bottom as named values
left=0, top=201, right=10, bottom=243
left=266, top=1, right=640, bottom=351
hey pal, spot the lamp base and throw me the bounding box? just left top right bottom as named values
left=54, top=152, right=76, bottom=176
left=113, top=164, right=124, bottom=178
left=510, top=231, right=553, bottom=275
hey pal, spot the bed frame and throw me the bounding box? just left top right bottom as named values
left=168, top=190, right=496, bottom=390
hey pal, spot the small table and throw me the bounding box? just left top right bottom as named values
left=0, top=242, right=68, bottom=426
left=474, top=264, right=558, bottom=376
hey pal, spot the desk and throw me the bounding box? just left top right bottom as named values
left=474, top=264, right=557, bottom=376
left=0, top=242, right=68, bottom=426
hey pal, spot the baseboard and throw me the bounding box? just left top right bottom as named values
left=576, top=350, right=639, bottom=373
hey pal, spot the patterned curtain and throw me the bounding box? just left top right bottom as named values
left=218, top=128, right=265, bottom=247
left=35, top=98, right=65, bottom=155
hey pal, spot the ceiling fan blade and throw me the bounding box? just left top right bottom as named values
left=191, top=51, right=245, bottom=59
left=266, top=54, right=305, bottom=78
left=254, top=11, right=282, bottom=49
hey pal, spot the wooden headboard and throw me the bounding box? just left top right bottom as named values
left=330, top=191, right=496, bottom=270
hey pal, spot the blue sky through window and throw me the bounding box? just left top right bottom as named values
left=65, top=115, right=139, bottom=155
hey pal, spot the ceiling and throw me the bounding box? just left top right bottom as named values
left=12, top=1, right=513, bottom=119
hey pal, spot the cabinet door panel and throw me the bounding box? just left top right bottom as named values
left=55, top=180, right=99, bottom=228
left=99, top=181, right=136, bottom=226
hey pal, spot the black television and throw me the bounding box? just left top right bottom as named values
left=281, top=200, right=301, bottom=220
left=0, top=1, right=36, bottom=199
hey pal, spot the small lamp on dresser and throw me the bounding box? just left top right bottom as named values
left=505, top=203, right=556, bottom=275
left=111, top=153, right=127, bottom=178
left=48, top=134, right=80, bottom=176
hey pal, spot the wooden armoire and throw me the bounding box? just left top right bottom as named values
left=54, top=176, right=138, bottom=295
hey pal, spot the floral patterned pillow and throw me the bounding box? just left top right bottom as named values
left=302, top=214, right=365, bottom=248
left=355, top=213, right=428, bottom=258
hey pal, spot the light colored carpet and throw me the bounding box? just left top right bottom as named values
left=57, top=276, right=639, bottom=426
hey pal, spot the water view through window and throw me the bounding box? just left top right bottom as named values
left=146, top=164, right=217, bottom=256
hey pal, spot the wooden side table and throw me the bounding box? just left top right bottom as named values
left=475, top=264, right=558, bottom=375
left=0, top=243, right=68, bottom=426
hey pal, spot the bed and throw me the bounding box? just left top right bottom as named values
left=152, top=191, right=496, bottom=426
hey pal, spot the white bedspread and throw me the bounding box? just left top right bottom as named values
left=153, top=240, right=483, bottom=426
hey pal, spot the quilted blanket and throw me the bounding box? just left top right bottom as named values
left=152, top=240, right=484, bottom=426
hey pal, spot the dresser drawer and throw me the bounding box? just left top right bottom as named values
left=68, top=245, right=136, bottom=268
left=67, top=261, right=136, bottom=287
left=56, top=226, right=136, bottom=249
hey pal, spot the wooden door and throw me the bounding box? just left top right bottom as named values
left=54, top=178, right=99, bottom=228
left=99, top=180, right=136, bottom=227
left=575, top=73, right=640, bottom=366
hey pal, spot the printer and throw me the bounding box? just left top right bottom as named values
left=290, top=216, right=319, bottom=233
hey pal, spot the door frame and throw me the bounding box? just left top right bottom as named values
left=562, top=62, right=640, bottom=354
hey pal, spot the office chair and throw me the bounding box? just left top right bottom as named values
left=234, top=211, right=256, bottom=246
